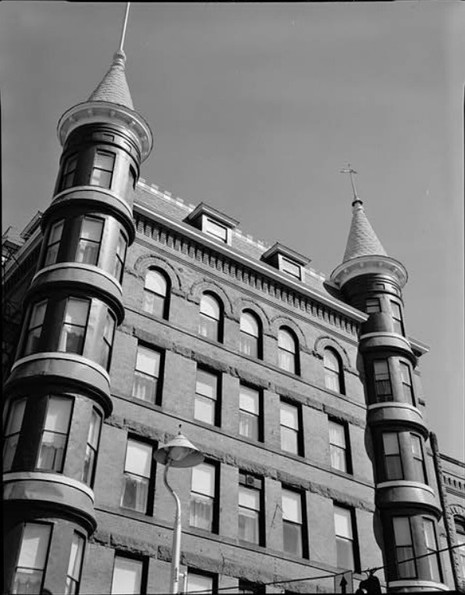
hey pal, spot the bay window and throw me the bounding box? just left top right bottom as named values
left=12, top=523, right=52, bottom=595
left=3, top=398, right=26, bottom=472
left=37, top=396, right=73, bottom=473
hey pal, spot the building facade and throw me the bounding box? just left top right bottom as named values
left=2, top=38, right=465, bottom=595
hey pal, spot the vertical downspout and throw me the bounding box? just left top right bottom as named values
left=430, top=431, right=459, bottom=590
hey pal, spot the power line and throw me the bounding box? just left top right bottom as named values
left=183, top=542, right=463, bottom=594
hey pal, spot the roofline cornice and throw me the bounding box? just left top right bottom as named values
left=133, top=202, right=368, bottom=323
left=330, top=255, right=408, bottom=288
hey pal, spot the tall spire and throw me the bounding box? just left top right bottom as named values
left=87, top=3, right=134, bottom=109
left=340, top=165, right=387, bottom=262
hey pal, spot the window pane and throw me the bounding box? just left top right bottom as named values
left=18, top=524, right=51, bottom=569
left=329, top=421, right=346, bottom=448
left=283, top=522, right=302, bottom=556
left=204, top=218, right=227, bottom=242
left=240, top=386, right=259, bottom=414
left=278, top=329, right=295, bottom=352
left=200, top=294, right=220, bottom=319
left=240, top=312, right=259, bottom=336
left=424, top=518, right=441, bottom=582
left=334, top=507, right=352, bottom=539
left=187, top=573, right=213, bottom=593
left=196, top=370, right=217, bottom=399
left=81, top=218, right=103, bottom=242
left=111, top=557, right=142, bottom=595
left=67, top=533, right=84, bottom=581
left=279, top=350, right=295, bottom=373
left=5, top=398, right=27, bottom=435
left=366, top=298, right=380, bottom=313
left=238, top=507, right=260, bottom=543
left=282, top=490, right=302, bottom=523
left=194, top=395, right=216, bottom=425
left=190, top=493, right=213, bottom=530
left=192, top=464, right=215, bottom=496
left=29, top=301, right=47, bottom=329
left=281, top=257, right=301, bottom=279
left=121, top=475, right=149, bottom=513
left=136, top=347, right=160, bottom=377
left=336, top=538, right=355, bottom=570
left=125, top=441, right=151, bottom=477
left=239, top=486, right=260, bottom=511
left=280, top=402, right=298, bottom=430
left=239, top=410, right=259, bottom=440
left=145, top=270, right=167, bottom=295
left=281, top=426, right=298, bottom=454
left=45, top=397, right=73, bottom=433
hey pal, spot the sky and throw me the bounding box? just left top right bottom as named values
left=1, top=2, right=464, bottom=460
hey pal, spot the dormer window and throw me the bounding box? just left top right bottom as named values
left=261, top=242, right=309, bottom=281
left=185, top=203, right=238, bottom=246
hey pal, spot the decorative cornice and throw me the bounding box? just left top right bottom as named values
left=331, top=254, right=408, bottom=289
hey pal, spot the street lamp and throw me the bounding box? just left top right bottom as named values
left=154, top=428, right=204, bottom=594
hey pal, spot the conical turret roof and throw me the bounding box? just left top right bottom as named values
left=87, top=50, right=134, bottom=110
left=342, top=199, right=387, bottom=262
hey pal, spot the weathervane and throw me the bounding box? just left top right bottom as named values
left=340, top=163, right=361, bottom=204
left=119, top=3, right=131, bottom=54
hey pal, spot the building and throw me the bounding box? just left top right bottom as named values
left=2, top=25, right=465, bottom=595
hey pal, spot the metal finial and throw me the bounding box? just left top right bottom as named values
left=119, top=3, right=131, bottom=53
left=178, top=424, right=182, bottom=435
left=340, top=163, right=361, bottom=205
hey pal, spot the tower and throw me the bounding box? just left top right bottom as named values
left=2, top=8, right=153, bottom=592
left=331, top=180, right=447, bottom=592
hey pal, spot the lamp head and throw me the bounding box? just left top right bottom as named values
left=154, top=431, right=204, bottom=468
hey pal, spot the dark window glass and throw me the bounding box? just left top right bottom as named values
left=400, top=362, right=415, bottom=404
left=280, top=400, right=301, bottom=455
left=44, top=220, right=64, bottom=267
left=24, top=300, right=47, bottom=356
left=411, top=434, right=427, bottom=483
left=423, top=518, right=442, bottom=582
left=383, top=432, right=403, bottom=480
left=98, top=310, right=116, bottom=370
left=195, top=368, right=219, bottom=426
left=393, top=517, right=416, bottom=578
left=65, top=533, right=85, bottom=595
left=204, top=217, right=228, bottom=243
left=58, top=298, right=90, bottom=354
left=373, top=360, right=393, bottom=401
left=37, top=396, right=73, bottom=473
left=334, top=505, right=357, bottom=571
left=3, top=398, right=27, bottom=472
left=90, top=150, right=115, bottom=189
left=132, top=346, right=161, bottom=404
left=82, top=408, right=102, bottom=487
left=61, top=155, right=78, bottom=190
left=329, top=420, right=350, bottom=473
left=12, top=523, right=52, bottom=595
left=280, top=256, right=301, bottom=280
left=391, top=301, right=405, bottom=335
left=75, top=217, right=104, bottom=266
left=113, top=231, right=128, bottom=283
left=365, top=298, right=380, bottom=313
left=143, top=270, right=168, bottom=318
left=238, top=580, right=265, bottom=594
left=120, top=439, right=153, bottom=514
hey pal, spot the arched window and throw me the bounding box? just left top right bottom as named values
left=324, top=348, right=345, bottom=394
left=143, top=269, right=169, bottom=318
left=278, top=327, right=299, bottom=374
left=199, top=293, right=222, bottom=342
left=240, top=311, right=261, bottom=358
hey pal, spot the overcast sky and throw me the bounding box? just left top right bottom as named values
left=1, top=2, right=464, bottom=460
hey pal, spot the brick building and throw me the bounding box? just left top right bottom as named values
left=2, top=34, right=465, bottom=595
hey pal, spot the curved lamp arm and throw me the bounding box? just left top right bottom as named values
left=164, top=462, right=182, bottom=594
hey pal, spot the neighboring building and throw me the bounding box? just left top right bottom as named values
left=2, top=33, right=464, bottom=595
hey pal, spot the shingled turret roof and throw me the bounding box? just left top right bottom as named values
left=87, top=50, right=134, bottom=110
left=342, top=199, right=387, bottom=262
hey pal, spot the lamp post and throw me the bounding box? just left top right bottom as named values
left=154, top=428, right=204, bottom=594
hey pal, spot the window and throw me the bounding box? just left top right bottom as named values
left=98, top=310, right=116, bottom=371
left=455, top=519, right=465, bottom=577
left=186, top=570, right=216, bottom=593
left=143, top=269, right=168, bottom=318
left=365, top=298, right=380, bottom=313
left=282, top=488, right=305, bottom=557
left=90, top=150, right=115, bottom=189
left=111, top=555, right=145, bottom=595
left=44, top=220, right=64, bottom=267
left=194, top=368, right=220, bottom=426
left=12, top=523, right=52, bottom=595
left=113, top=231, right=128, bottom=283
left=393, top=517, right=416, bottom=578
left=411, top=434, right=427, bottom=483
left=280, top=401, right=301, bottom=456
left=239, top=311, right=261, bottom=358
left=24, top=299, right=47, bottom=356
left=278, top=328, right=298, bottom=374
left=37, top=396, right=73, bottom=472
left=204, top=217, right=228, bottom=243
left=329, top=420, right=350, bottom=473
left=280, top=256, right=301, bottom=280
left=238, top=580, right=265, bottom=594
left=334, top=505, right=357, bottom=571
left=190, top=462, right=217, bottom=532
left=132, top=345, right=161, bottom=404
left=58, top=298, right=90, bottom=354
left=82, top=408, right=102, bottom=487
left=400, top=361, right=414, bottom=404
left=423, top=518, right=442, bottom=582
left=61, top=154, right=78, bottom=190
left=75, top=217, right=104, bottom=266
left=120, top=439, right=153, bottom=514
left=238, top=473, right=263, bottom=545
left=199, top=293, right=222, bottom=341
left=391, top=301, right=405, bottom=335
left=239, top=384, right=261, bottom=441
left=382, top=432, right=403, bottom=480
left=373, top=360, right=393, bottom=401
left=3, top=398, right=26, bottom=472
left=324, top=348, right=344, bottom=393
left=65, top=533, right=85, bottom=595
